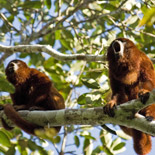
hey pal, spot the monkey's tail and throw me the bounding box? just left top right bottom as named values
left=3, top=104, right=42, bottom=135
left=132, top=129, right=151, bottom=155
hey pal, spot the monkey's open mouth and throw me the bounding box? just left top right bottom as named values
left=112, top=40, right=124, bottom=58
left=7, top=64, right=15, bottom=73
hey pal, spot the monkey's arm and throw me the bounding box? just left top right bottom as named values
left=138, top=53, right=155, bottom=121
left=139, top=52, right=155, bottom=92
left=30, top=69, right=65, bottom=110
left=28, top=69, right=52, bottom=105
left=104, top=74, right=128, bottom=117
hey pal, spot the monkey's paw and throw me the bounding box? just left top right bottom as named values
left=103, top=100, right=117, bottom=117
left=29, top=106, right=43, bottom=111
left=138, top=91, right=150, bottom=104
left=145, top=116, right=154, bottom=122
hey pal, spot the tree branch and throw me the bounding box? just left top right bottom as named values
left=0, top=13, right=20, bottom=33
left=28, top=0, right=95, bottom=42
left=0, top=44, right=106, bottom=62
left=0, top=44, right=154, bottom=63
left=0, top=89, right=155, bottom=136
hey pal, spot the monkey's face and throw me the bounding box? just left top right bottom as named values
left=6, top=60, right=20, bottom=74
left=5, top=59, right=29, bottom=84
left=107, top=38, right=135, bottom=62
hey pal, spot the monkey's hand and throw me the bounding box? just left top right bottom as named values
left=138, top=90, right=155, bottom=122
left=138, top=89, right=150, bottom=105
left=13, top=105, right=29, bottom=111
left=103, top=100, right=117, bottom=117
left=29, top=106, right=45, bottom=111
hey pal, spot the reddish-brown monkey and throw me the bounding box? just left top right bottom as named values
left=104, top=38, right=155, bottom=155
left=2, top=59, right=65, bottom=135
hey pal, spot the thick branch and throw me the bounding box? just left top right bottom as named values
left=0, top=44, right=106, bottom=62
left=0, top=89, right=155, bottom=136
left=0, top=44, right=154, bottom=63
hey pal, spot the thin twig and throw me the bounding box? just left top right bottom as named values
left=65, top=61, right=87, bottom=108
left=60, top=127, right=67, bottom=155
left=0, top=13, right=20, bottom=33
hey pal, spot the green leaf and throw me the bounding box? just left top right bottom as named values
left=100, top=130, right=112, bottom=146
left=92, top=146, right=102, bottom=154
left=60, top=39, right=72, bottom=50
left=74, top=135, right=80, bottom=147
left=0, top=145, right=6, bottom=154
left=113, top=142, right=125, bottom=151
left=111, top=137, right=121, bottom=149
left=43, top=58, right=66, bottom=86
left=38, top=147, right=48, bottom=155
left=5, top=146, right=16, bottom=155
left=21, top=1, right=42, bottom=9
left=83, top=135, right=96, bottom=140
left=0, top=74, right=15, bottom=93
left=43, top=57, right=56, bottom=68
left=37, top=142, right=48, bottom=155
left=83, top=9, right=92, bottom=16
left=45, top=0, right=51, bottom=9
left=126, top=16, right=138, bottom=25
left=102, top=147, right=113, bottom=155
left=81, top=78, right=100, bottom=89
left=60, top=30, right=74, bottom=50
left=83, top=138, right=93, bottom=155
left=0, top=131, right=11, bottom=147
left=116, top=130, right=131, bottom=140
left=28, top=53, right=45, bottom=66
left=70, top=61, right=85, bottom=72
left=0, top=129, right=13, bottom=139
left=17, top=139, right=28, bottom=155
left=83, top=138, right=90, bottom=150
left=139, top=7, right=155, bottom=27
left=62, top=30, right=74, bottom=40
left=52, top=136, right=61, bottom=144
left=28, top=140, right=48, bottom=155
left=28, top=140, right=38, bottom=151
left=77, top=93, right=88, bottom=105
left=77, top=92, right=102, bottom=106
left=55, top=30, right=61, bottom=40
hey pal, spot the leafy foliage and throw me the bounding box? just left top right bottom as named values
left=0, top=0, right=155, bottom=155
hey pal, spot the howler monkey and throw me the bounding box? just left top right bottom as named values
left=2, top=59, right=65, bottom=135
left=104, top=38, right=155, bottom=155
